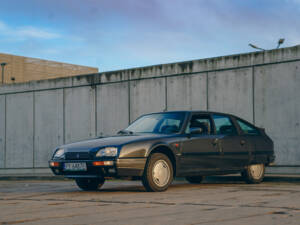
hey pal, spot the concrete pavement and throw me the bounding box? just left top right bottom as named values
left=1, top=176, right=300, bottom=225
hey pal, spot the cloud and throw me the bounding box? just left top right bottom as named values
left=0, top=21, right=6, bottom=29
left=0, top=20, right=61, bottom=40
left=286, top=0, right=300, bottom=4
left=16, top=26, right=61, bottom=39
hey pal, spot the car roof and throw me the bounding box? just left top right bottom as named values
left=143, top=111, right=253, bottom=125
left=145, top=110, right=236, bottom=117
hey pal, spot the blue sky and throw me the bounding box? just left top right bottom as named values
left=0, top=0, right=300, bottom=72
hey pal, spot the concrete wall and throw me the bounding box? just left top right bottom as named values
left=0, top=45, right=300, bottom=175
left=254, top=62, right=300, bottom=166
left=130, top=78, right=166, bottom=121
left=208, top=68, right=254, bottom=122
left=167, top=73, right=207, bottom=111
left=34, top=90, right=64, bottom=167
left=65, top=86, right=96, bottom=143
left=97, top=82, right=129, bottom=136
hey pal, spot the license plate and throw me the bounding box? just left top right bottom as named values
left=64, top=162, right=87, bottom=171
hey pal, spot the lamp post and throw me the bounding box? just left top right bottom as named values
left=1, top=62, right=7, bottom=84
left=249, top=43, right=265, bottom=51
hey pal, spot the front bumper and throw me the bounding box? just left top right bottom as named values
left=49, top=158, right=147, bottom=178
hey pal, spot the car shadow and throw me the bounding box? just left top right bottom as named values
left=85, top=176, right=245, bottom=193
left=204, top=175, right=300, bottom=183
left=70, top=175, right=300, bottom=193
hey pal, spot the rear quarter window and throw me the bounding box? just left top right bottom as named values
left=236, top=119, right=259, bottom=135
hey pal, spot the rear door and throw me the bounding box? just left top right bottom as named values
left=234, top=118, right=270, bottom=164
left=212, top=114, right=249, bottom=169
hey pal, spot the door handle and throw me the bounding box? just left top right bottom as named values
left=240, top=140, right=246, bottom=146
left=212, top=138, right=219, bottom=146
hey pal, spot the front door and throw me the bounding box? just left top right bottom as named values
left=180, top=114, right=221, bottom=174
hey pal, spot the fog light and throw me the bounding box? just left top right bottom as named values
left=50, top=162, right=60, bottom=167
left=92, top=161, right=114, bottom=166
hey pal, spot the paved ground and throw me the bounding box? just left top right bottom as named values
left=1, top=176, right=300, bottom=225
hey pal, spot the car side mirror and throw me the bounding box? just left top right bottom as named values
left=190, top=127, right=203, bottom=135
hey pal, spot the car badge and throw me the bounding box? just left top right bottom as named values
left=76, top=153, right=80, bottom=159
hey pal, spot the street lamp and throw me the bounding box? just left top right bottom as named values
left=249, top=43, right=266, bottom=51
left=1, top=62, right=7, bottom=85
left=249, top=38, right=285, bottom=51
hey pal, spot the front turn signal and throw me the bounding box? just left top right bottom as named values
left=92, top=161, right=114, bottom=166
left=50, top=162, right=60, bottom=167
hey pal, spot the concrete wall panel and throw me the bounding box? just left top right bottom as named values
left=130, top=78, right=166, bottom=121
left=34, top=90, right=64, bottom=167
left=0, top=96, right=5, bottom=168
left=208, top=68, right=253, bottom=122
left=65, top=87, right=96, bottom=143
left=6, top=93, right=34, bottom=168
left=97, top=83, right=129, bottom=136
left=254, top=62, right=300, bottom=165
left=167, top=73, right=207, bottom=111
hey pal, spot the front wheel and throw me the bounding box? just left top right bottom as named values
left=242, top=164, right=265, bottom=184
left=75, top=177, right=105, bottom=191
left=142, top=153, right=173, bottom=192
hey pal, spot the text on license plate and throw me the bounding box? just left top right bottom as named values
left=64, top=162, right=87, bottom=171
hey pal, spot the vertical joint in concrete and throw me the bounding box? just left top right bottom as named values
left=165, top=77, right=168, bottom=111
left=128, top=81, right=131, bottom=124
left=206, top=72, right=209, bottom=110
left=252, top=66, right=255, bottom=124
left=32, top=92, right=36, bottom=168
left=95, top=85, right=98, bottom=136
left=63, top=88, right=66, bottom=144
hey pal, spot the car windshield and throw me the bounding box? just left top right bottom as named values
left=125, top=112, right=186, bottom=134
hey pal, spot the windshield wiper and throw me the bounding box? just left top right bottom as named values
left=117, top=129, right=134, bottom=135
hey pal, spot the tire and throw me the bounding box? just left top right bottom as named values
left=186, top=176, right=204, bottom=184
left=142, top=153, right=173, bottom=192
left=242, top=164, right=265, bottom=184
left=75, top=177, right=105, bottom=191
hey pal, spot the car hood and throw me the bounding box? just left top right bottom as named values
left=60, top=133, right=171, bottom=152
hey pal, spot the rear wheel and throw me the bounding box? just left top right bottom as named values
left=142, top=153, right=173, bottom=192
left=75, top=177, right=105, bottom=191
left=243, top=164, right=265, bottom=184
left=185, top=176, right=204, bottom=184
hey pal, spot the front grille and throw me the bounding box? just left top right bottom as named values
left=65, top=152, right=91, bottom=160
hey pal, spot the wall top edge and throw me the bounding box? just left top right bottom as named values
left=1, top=45, right=300, bottom=95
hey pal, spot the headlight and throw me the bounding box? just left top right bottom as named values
left=96, top=147, right=118, bottom=157
left=53, top=148, right=65, bottom=159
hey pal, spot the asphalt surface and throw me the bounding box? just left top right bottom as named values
left=1, top=176, right=300, bottom=225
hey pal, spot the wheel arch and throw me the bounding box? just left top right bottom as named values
left=147, top=144, right=177, bottom=177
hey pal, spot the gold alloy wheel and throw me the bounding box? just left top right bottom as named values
left=152, top=159, right=171, bottom=187
left=249, top=164, right=264, bottom=179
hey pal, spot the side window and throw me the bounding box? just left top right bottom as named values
left=236, top=119, right=259, bottom=135
left=186, top=115, right=212, bottom=135
left=213, top=115, right=237, bottom=135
